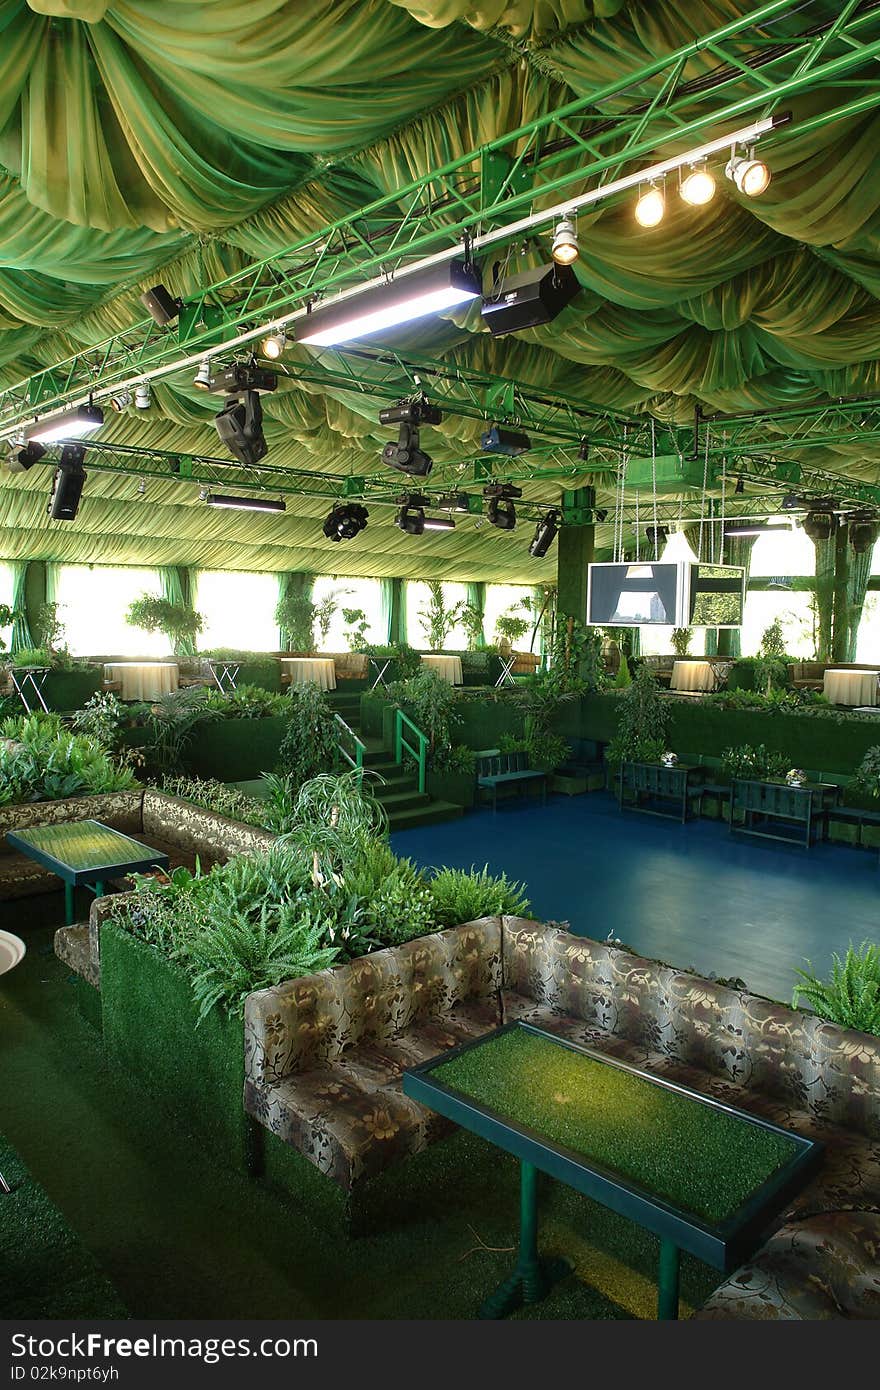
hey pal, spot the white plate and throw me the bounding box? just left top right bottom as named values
left=0, top=931, right=25, bottom=975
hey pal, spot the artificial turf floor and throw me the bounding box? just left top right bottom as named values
left=0, top=899, right=719, bottom=1321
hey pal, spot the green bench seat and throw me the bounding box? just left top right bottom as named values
left=476, top=752, right=548, bottom=813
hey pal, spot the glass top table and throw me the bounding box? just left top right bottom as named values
left=403, top=1023, right=822, bottom=1320
left=6, top=819, right=169, bottom=924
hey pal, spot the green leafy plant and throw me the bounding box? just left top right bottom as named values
left=607, top=664, right=670, bottom=765
left=544, top=618, right=604, bottom=694
left=389, top=667, right=460, bottom=758
left=418, top=581, right=465, bottom=650
left=459, top=603, right=485, bottom=652
left=852, top=746, right=880, bottom=799
left=720, top=743, right=790, bottom=781
left=161, top=775, right=268, bottom=828
left=614, top=654, right=631, bottom=689
left=431, top=743, right=476, bottom=774
left=314, top=586, right=349, bottom=647
left=792, top=942, right=880, bottom=1036
left=126, top=594, right=204, bottom=653
left=203, top=684, right=288, bottom=720
left=276, top=682, right=338, bottom=788
left=341, top=607, right=370, bottom=652
left=71, top=691, right=128, bottom=751
left=275, top=591, right=315, bottom=653
left=0, top=602, right=16, bottom=654
left=671, top=627, right=692, bottom=657
left=494, top=603, right=530, bottom=650
left=11, top=646, right=51, bottom=668
left=0, top=715, right=137, bottom=805
left=428, top=865, right=530, bottom=927
left=141, top=687, right=219, bottom=775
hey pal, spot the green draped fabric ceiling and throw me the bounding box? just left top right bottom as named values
left=0, top=2, right=879, bottom=589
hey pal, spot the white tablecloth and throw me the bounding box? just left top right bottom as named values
left=670, top=660, right=715, bottom=693
left=421, top=654, right=463, bottom=685
left=823, top=669, right=879, bottom=706
left=104, top=662, right=179, bottom=701
left=281, top=658, right=337, bottom=691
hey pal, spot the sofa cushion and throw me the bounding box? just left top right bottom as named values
left=141, top=790, right=274, bottom=862
left=693, top=1212, right=880, bottom=1319
left=244, top=1004, right=499, bottom=1190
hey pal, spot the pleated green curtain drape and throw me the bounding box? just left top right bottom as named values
left=277, top=571, right=314, bottom=650
left=380, top=578, right=407, bottom=647
left=9, top=560, right=32, bottom=653
left=159, top=564, right=198, bottom=656
left=842, top=530, right=878, bottom=662
left=466, top=581, right=487, bottom=647
left=812, top=534, right=836, bottom=661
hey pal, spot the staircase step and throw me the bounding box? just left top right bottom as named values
left=373, top=788, right=430, bottom=812
left=388, top=800, right=464, bottom=831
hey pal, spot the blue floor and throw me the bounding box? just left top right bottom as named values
left=392, top=792, right=878, bottom=1004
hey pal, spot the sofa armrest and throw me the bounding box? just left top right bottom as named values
left=244, top=967, right=346, bottom=1086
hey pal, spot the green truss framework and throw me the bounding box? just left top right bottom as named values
left=2, top=0, right=880, bottom=448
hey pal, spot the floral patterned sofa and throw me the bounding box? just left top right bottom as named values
left=244, top=917, right=880, bottom=1316
left=50, top=789, right=274, bottom=987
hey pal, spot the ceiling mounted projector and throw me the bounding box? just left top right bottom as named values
left=481, top=262, right=579, bottom=337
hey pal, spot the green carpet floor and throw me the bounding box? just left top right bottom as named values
left=0, top=894, right=720, bottom=1320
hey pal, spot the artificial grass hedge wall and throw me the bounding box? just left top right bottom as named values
left=100, top=921, right=249, bottom=1169
left=562, top=694, right=880, bottom=776
left=184, top=715, right=287, bottom=781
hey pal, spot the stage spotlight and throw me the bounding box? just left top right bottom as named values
left=378, top=400, right=442, bottom=427
left=436, top=492, right=470, bottom=513
left=487, top=496, right=516, bottom=530
left=481, top=425, right=531, bottom=456
left=735, top=477, right=744, bottom=494
left=635, top=184, right=665, bottom=228
left=529, top=509, right=560, bottom=558
left=323, top=502, right=369, bottom=542
left=205, top=492, right=285, bottom=513
left=47, top=445, right=86, bottom=521
left=645, top=524, right=668, bottom=554
left=7, top=440, right=46, bottom=473
left=382, top=423, right=433, bottom=478
left=140, top=284, right=183, bottom=327
left=551, top=216, right=578, bottom=266
left=296, top=259, right=481, bottom=346
left=396, top=502, right=426, bottom=536
left=481, top=262, right=579, bottom=337
left=578, top=437, right=590, bottom=462
left=135, top=382, right=151, bottom=410
left=193, top=360, right=213, bottom=390
left=209, top=363, right=277, bottom=395
left=213, top=390, right=268, bottom=466
left=849, top=517, right=878, bottom=554
left=109, top=392, right=132, bottom=412
left=725, top=153, right=771, bottom=197
left=802, top=511, right=836, bottom=543
left=680, top=163, right=716, bottom=206
left=262, top=330, right=287, bottom=360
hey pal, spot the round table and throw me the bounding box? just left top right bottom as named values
left=281, top=657, right=337, bottom=691
left=0, top=930, right=25, bottom=976
left=421, top=654, right=463, bottom=686
left=670, top=660, right=715, bottom=693
left=823, top=669, right=879, bottom=707
left=104, top=662, right=179, bottom=701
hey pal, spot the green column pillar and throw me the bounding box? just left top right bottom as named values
left=832, top=522, right=850, bottom=663
left=23, top=560, right=48, bottom=649
left=387, top=578, right=407, bottom=646
left=556, top=489, right=595, bottom=625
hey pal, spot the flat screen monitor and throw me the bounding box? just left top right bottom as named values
left=587, top=562, right=683, bottom=627
left=688, top=563, right=745, bottom=628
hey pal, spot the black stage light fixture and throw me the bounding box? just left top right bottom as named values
left=213, top=390, right=268, bottom=466
left=645, top=524, right=668, bottom=554
left=529, top=509, right=560, bottom=558
left=487, top=496, right=516, bottom=530
left=323, top=502, right=369, bottom=541
left=481, top=262, right=579, bottom=337
left=396, top=502, right=426, bottom=535
left=7, top=440, right=46, bottom=473
left=578, top=437, right=590, bottom=463
left=47, top=444, right=86, bottom=521
left=849, top=516, right=879, bottom=554
left=140, top=284, right=183, bottom=327
left=209, top=362, right=277, bottom=396
left=481, top=425, right=531, bottom=456
left=378, top=400, right=443, bottom=427
left=382, top=422, right=433, bottom=477
left=735, top=477, right=745, bottom=494
left=205, top=493, right=286, bottom=513
left=436, top=492, right=470, bottom=512
left=595, top=508, right=608, bottom=522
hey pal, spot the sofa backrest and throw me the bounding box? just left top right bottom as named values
left=0, top=790, right=144, bottom=855
left=501, top=919, right=880, bottom=1139
left=142, top=790, right=275, bottom=863
left=244, top=917, right=502, bottom=1086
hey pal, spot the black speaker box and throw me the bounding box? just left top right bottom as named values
left=481, top=262, right=579, bottom=336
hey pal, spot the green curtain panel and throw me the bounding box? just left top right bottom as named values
left=159, top=564, right=198, bottom=656
left=466, top=580, right=487, bottom=647
left=9, top=559, right=32, bottom=653
left=812, top=533, right=836, bottom=662
left=380, top=577, right=407, bottom=647
left=843, top=529, right=877, bottom=662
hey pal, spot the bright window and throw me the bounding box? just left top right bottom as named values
left=740, top=591, right=816, bottom=657
left=55, top=566, right=167, bottom=657
left=196, top=571, right=278, bottom=652
left=406, top=581, right=470, bottom=650
left=311, top=577, right=384, bottom=650
left=484, top=585, right=533, bottom=646
left=0, top=563, right=13, bottom=647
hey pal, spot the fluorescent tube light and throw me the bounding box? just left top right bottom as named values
left=422, top=516, right=456, bottom=531
left=724, top=523, right=790, bottom=537
left=28, top=404, right=104, bottom=444
left=205, top=493, right=286, bottom=513
left=296, top=260, right=481, bottom=346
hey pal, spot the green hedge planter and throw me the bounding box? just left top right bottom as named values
left=100, top=920, right=249, bottom=1169
left=41, top=668, right=103, bottom=711
left=427, top=767, right=476, bottom=808
left=184, top=714, right=287, bottom=781
left=236, top=660, right=281, bottom=693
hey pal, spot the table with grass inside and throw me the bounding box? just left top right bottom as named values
left=5, top=819, right=169, bottom=924
left=403, top=1024, right=822, bottom=1319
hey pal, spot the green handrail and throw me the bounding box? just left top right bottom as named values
left=394, top=708, right=428, bottom=794
left=333, top=713, right=365, bottom=772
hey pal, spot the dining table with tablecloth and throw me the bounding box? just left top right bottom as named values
left=823, top=669, right=879, bottom=707
left=103, top=662, right=179, bottom=701
left=280, top=657, right=337, bottom=690
left=420, top=654, right=463, bottom=685
left=670, top=660, right=715, bottom=694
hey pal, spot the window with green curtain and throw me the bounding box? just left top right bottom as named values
left=195, top=570, right=279, bottom=651
left=55, top=565, right=166, bottom=656
left=311, top=576, right=383, bottom=648
left=9, top=561, right=32, bottom=654
left=379, top=578, right=406, bottom=646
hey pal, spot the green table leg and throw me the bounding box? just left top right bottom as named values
left=657, top=1238, right=681, bottom=1320
left=64, top=882, right=75, bottom=926
left=478, top=1161, right=562, bottom=1319
left=94, top=880, right=105, bottom=899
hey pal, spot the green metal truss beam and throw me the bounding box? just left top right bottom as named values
left=2, top=0, right=880, bottom=439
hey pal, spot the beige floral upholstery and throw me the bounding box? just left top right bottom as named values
left=142, top=790, right=274, bottom=863
left=693, top=1212, right=880, bottom=1319
left=244, top=918, right=503, bottom=1188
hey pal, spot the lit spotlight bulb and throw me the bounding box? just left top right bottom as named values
left=262, top=330, right=286, bottom=360
left=135, top=381, right=152, bottom=409
left=680, top=165, right=716, bottom=206
left=725, top=154, right=771, bottom=198
left=551, top=217, right=578, bottom=265
left=634, top=185, right=665, bottom=228
left=193, top=360, right=212, bottom=390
